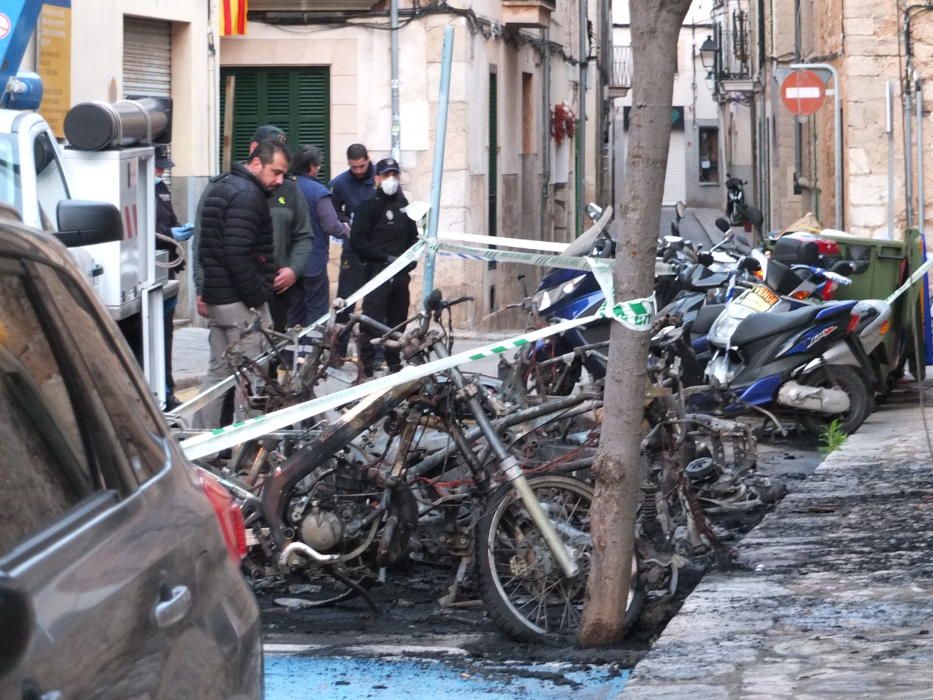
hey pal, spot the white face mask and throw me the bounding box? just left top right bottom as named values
left=380, top=176, right=399, bottom=196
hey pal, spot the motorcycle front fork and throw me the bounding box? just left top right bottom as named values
left=431, top=343, right=580, bottom=579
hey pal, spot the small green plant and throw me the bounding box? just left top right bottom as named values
left=819, top=418, right=848, bottom=454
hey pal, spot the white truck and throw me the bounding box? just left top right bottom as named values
left=0, top=0, right=172, bottom=404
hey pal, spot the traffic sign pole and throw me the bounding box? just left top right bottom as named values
left=789, top=63, right=842, bottom=231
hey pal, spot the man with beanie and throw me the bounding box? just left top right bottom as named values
left=291, top=145, right=349, bottom=324
left=349, top=157, right=418, bottom=377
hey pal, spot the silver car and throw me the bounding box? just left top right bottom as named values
left=0, top=206, right=262, bottom=699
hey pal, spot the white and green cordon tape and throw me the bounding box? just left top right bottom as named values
left=178, top=228, right=656, bottom=459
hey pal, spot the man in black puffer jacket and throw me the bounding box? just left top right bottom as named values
left=193, top=139, right=290, bottom=429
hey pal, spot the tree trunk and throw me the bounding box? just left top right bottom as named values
left=578, top=0, right=693, bottom=647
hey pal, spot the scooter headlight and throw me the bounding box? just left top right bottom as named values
left=533, top=275, right=587, bottom=313
left=707, top=305, right=753, bottom=347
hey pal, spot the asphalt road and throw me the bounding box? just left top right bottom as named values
left=259, top=432, right=823, bottom=699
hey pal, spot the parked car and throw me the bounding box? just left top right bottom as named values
left=0, top=204, right=262, bottom=699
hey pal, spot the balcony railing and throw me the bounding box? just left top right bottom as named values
left=611, top=46, right=632, bottom=91
left=713, top=10, right=750, bottom=81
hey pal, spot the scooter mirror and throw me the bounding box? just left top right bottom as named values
left=674, top=201, right=686, bottom=221
left=585, top=202, right=603, bottom=222
left=715, top=217, right=731, bottom=234
left=739, top=257, right=762, bottom=272
left=831, top=260, right=855, bottom=276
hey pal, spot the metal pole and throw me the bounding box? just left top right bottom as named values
left=905, top=85, right=914, bottom=228
left=540, top=29, right=551, bottom=241
left=917, top=77, right=925, bottom=234
left=791, top=62, right=842, bottom=230
left=390, top=0, right=401, bottom=161
left=422, top=26, right=454, bottom=303
left=886, top=81, right=895, bottom=240
left=576, top=0, right=587, bottom=235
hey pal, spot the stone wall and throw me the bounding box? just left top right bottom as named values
left=220, top=4, right=590, bottom=328
left=765, top=0, right=923, bottom=238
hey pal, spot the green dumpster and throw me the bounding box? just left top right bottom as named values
left=818, top=234, right=906, bottom=301
left=819, top=230, right=926, bottom=384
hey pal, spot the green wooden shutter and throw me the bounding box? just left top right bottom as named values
left=219, top=67, right=331, bottom=182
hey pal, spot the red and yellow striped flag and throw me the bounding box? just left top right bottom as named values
left=221, top=0, right=248, bottom=36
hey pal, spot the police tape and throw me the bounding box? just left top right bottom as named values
left=180, top=293, right=654, bottom=460
left=170, top=230, right=661, bottom=423
left=437, top=230, right=571, bottom=253
left=170, top=240, right=428, bottom=419
left=170, top=233, right=627, bottom=420
left=885, top=256, right=933, bottom=305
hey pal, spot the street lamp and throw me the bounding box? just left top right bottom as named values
left=699, top=36, right=718, bottom=73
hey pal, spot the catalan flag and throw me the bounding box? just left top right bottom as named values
left=221, top=0, right=247, bottom=36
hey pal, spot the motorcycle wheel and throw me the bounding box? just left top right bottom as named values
left=798, top=365, right=873, bottom=436
left=475, top=475, right=644, bottom=642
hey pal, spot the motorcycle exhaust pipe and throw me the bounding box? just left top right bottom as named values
left=776, top=381, right=850, bottom=414
left=279, top=541, right=343, bottom=567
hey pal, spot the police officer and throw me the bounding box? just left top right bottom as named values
left=349, top=157, right=418, bottom=377
left=154, top=145, right=184, bottom=410
left=330, top=143, right=376, bottom=359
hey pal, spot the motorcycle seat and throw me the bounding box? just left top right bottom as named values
left=731, top=302, right=852, bottom=346
left=692, top=303, right=725, bottom=336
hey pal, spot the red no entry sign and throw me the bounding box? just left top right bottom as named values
left=781, top=69, right=826, bottom=116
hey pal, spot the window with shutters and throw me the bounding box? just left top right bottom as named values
left=219, top=67, right=331, bottom=182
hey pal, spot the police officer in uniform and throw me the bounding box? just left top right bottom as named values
left=349, top=157, right=418, bottom=377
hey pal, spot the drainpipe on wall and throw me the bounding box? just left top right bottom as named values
left=390, top=0, right=401, bottom=161
left=917, top=76, right=925, bottom=235
left=576, top=0, right=587, bottom=236
left=757, top=0, right=768, bottom=230
left=540, top=28, right=551, bottom=241
left=905, top=81, right=914, bottom=229
left=886, top=80, right=895, bottom=240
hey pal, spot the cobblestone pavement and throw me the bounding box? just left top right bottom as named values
left=623, top=382, right=933, bottom=699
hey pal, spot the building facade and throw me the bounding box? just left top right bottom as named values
left=221, top=0, right=607, bottom=327
left=707, top=0, right=931, bottom=240
left=611, top=0, right=723, bottom=210
left=23, top=0, right=216, bottom=320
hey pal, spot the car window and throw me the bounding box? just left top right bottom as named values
left=36, top=265, right=169, bottom=484
left=34, top=132, right=69, bottom=231
left=0, top=271, right=95, bottom=555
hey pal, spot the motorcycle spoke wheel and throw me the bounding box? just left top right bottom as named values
left=476, top=475, right=643, bottom=642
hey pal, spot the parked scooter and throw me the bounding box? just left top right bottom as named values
left=725, top=175, right=764, bottom=232
left=526, top=209, right=749, bottom=389
left=699, top=293, right=875, bottom=434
